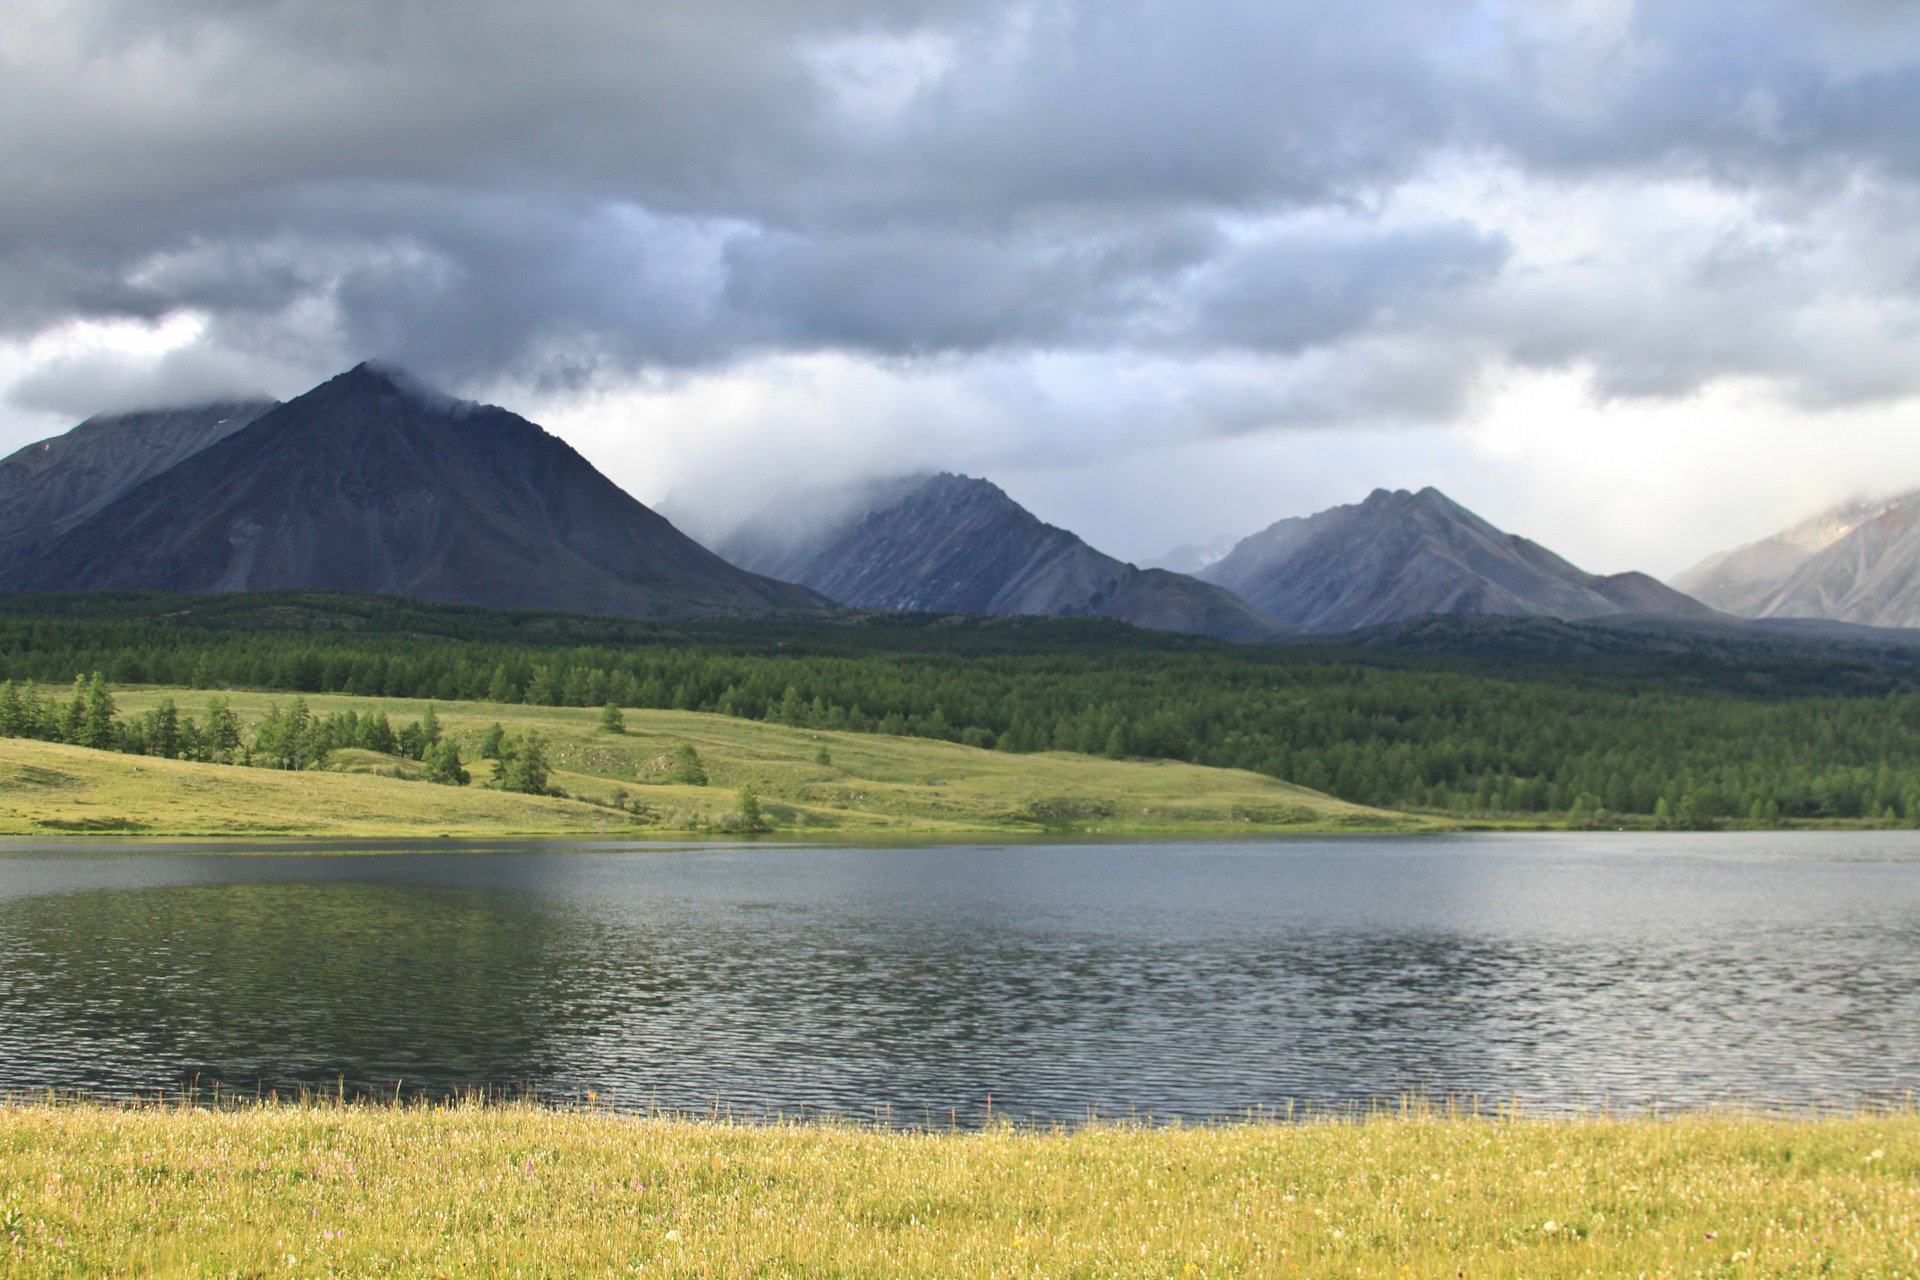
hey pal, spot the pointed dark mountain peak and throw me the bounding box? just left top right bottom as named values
left=1199, top=487, right=1710, bottom=633
left=716, top=471, right=1284, bottom=642
left=324, top=361, right=482, bottom=417
left=0, top=367, right=829, bottom=618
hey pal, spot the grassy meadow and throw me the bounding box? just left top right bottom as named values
left=0, top=1102, right=1913, bottom=1278
left=0, top=687, right=1427, bottom=838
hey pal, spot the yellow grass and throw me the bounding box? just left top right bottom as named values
left=0, top=688, right=1432, bottom=838
left=0, top=1103, right=1913, bottom=1277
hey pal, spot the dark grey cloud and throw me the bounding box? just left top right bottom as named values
left=3, top=0, right=1920, bottom=419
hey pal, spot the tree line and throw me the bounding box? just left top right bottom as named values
left=4, top=604, right=1920, bottom=823
left=0, top=675, right=583, bottom=793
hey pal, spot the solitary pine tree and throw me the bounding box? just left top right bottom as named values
left=675, top=744, right=708, bottom=786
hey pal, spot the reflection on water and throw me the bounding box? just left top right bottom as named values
left=1, top=834, right=1917, bottom=1122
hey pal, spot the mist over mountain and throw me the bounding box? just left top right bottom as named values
left=1677, top=492, right=1920, bottom=628
left=0, top=365, right=829, bottom=618
left=1197, top=487, right=1713, bottom=633
left=716, top=473, right=1285, bottom=643
left=1146, top=534, right=1240, bottom=576
left=1671, top=493, right=1920, bottom=624
left=0, top=400, right=277, bottom=560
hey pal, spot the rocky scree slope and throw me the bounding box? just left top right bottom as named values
left=1670, top=492, right=1920, bottom=627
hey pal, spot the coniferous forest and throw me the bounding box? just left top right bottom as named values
left=4, top=590, right=1920, bottom=826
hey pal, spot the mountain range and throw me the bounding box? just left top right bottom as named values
left=0, top=364, right=827, bottom=617
left=25, top=362, right=1898, bottom=642
left=1672, top=492, right=1920, bottom=628
left=715, top=472, right=1286, bottom=643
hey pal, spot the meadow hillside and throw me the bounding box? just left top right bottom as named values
left=0, top=1103, right=1911, bottom=1278
left=0, top=689, right=1417, bottom=837
left=8, top=590, right=1920, bottom=827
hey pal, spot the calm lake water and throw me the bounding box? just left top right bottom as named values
left=1, top=833, right=1916, bottom=1123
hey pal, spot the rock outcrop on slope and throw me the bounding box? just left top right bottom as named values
left=717, top=472, right=1286, bottom=642
left=0, top=400, right=277, bottom=559
left=1196, top=486, right=1712, bottom=633
left=0, top=364, right=831, bottom=618
left=1670, top=495, right=1911, bottom=616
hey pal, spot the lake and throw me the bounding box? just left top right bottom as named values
left=1, top=832, right=1916, bottom=1123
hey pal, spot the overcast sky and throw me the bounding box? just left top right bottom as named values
left=5, top=0, right=1920, bottom=576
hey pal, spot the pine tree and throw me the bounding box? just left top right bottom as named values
left=480, top=722, right=506, bottom=759
left=675, top=744, right=708, bottom=786
left=147, top=698, right=181, bottom=759
left=206, top=698, right=242, bottom=763
left=363, top=710, right=397, bottom=755
left=599, top=702, right=626, bottom=734
left=74, top=674, right=116, bottom=750
left=496, top=732, right=550, bottom=794
left=737, top=784, right=762, bottom=831
left=424, top=740, right=470, bottom=786
left=0, top=680, right=22, bottom=738
left=486, top=665, right=516, bottom=704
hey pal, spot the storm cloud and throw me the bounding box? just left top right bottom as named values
left=4, top=0, right=1920, bottom=569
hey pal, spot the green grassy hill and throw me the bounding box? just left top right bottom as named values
left=0, top=688, right=1430, bottom=838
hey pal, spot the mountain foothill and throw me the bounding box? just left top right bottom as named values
left=8, top=361, right=1910, bottom=643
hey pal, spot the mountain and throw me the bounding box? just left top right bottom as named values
left=716, top=472, right=1286, bottom=642
left=1714, top=492, right=1920, bottom=627
left=1146, top=533, right=1240, bottom=575
left=1197, top=486, right=1713, bottom=633
left=0, top=400, right=277, bottom=559
left=1669, top=494, right=1911, bottom=616
left=0, top=364, right=830, bottom=617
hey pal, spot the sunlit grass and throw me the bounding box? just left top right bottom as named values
left=0, top=687, right=1429, bottom=838
left=0, top=1101, right=1914, bottom=1277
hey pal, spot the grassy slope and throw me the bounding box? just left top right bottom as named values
left=0, top=1104, right=1911, bottom=1278
left=0, top=688, right=1429, bottom=837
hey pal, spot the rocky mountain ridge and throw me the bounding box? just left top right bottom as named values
left=1671, top=491, right=1920, bottom=627
left=1197, top=486, right=1712, bottom=632
left=1670, top=494, right=1912, bottom=616
left=717, top=472, right=1286, bottom=643
left=0, top=365, right=829, bottom=618
left=0, top=400, right=277, bottom=560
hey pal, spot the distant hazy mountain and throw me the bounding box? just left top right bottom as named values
left=1146, top=533, right=1239, bottom=575
left=1197, top=486, right=1712, bottom=633
left=1708, top=492, right=1920, bottom=627
left=1671, top=493, right=1919, bottom=620
left=717, top=472, right=1286, bottom=642
left=0, top=400, right=277, bottom=559
left=0, top=364, right=830, bottom=617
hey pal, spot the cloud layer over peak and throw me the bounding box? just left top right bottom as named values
left=5, top=0, right=1920, bottom=574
